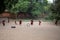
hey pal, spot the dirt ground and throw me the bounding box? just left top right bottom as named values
left=0, top=20, right=60, bottom=40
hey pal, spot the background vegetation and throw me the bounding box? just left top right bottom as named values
left=0, top=0, right=60, bottom=24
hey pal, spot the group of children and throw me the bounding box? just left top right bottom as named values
left=2, top=19, right=41, bottom=26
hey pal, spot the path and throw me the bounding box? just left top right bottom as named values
left=0, top=20, right=60, bottom=40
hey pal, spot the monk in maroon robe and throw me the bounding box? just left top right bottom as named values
left=2, top=20, right=5, bottom=26
left=19, top=20, right=22, bottom=25
left=31, top=20, right=33, bottom=25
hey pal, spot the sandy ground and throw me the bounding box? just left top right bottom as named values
left=0, top=20, right=60, bottom=40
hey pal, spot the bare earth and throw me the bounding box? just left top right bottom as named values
left=0, top=20, right=60, bottom=40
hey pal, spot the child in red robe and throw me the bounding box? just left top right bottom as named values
left=2, top=20, right=5, bottom=26
left=31, top=20, right=33, bottom=25
left=19, top=20, right=22, bottom=25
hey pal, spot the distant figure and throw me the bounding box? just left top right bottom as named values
left=8, top=18, right=9, bottom=23
left=39, top=20, right=41, bottom=25
left=55, top=19, right=58, bottom=25
left=19, top=20, right=22, bottom=25
left=2, top=20, right=5, bottom=26
left=15, top=21, right=17, bottom=25
left=31, top=20, right=33, bottom=25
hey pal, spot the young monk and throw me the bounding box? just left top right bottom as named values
left=15, top=21, right=17, bottom=25
left=2, top=20, right=5, bottom=26
left=39, top=20, right=41, bottom=25
left=19, top=20, right=22, bottom=25
left=31, top=19, right=33, bottom=25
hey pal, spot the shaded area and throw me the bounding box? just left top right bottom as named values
left=0, top=0, right=5, bottom=13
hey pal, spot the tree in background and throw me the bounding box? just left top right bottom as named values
left=0, top=0, right=48, bottom=18
left=0, top=0, right=5, bottom=14
left=31, top=0, right=48, bottom=18
left=4, top=0, right=18, bottom=11
left=51, top=0, right=60, bottom=25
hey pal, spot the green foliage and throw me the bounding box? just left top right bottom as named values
left=12, top=1, right=30, bottom=13
left=31, top=0, right=48, bottom=16
left=31, top=2, right=41, bottom=16
left=4, top=0, right=18, bottom=10
left=3, top=0, right=49, bottom=18
left=51, top=0, right=60, bottom=20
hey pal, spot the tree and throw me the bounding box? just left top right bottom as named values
left=4, top=0, right=18, bottom=10
left=27, top=0, right=48, bottom=18
left=3, top=0, right=48, bottom=18
left=0, top=0, right=5, bottom=13
left=51, top=0, right=60, bottom=25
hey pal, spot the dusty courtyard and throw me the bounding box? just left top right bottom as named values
left=0, top=20, right=60, bottom=40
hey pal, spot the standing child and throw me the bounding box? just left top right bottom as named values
left=2, top=20, right=5, bottom=26
left=15, top=21, right=17, bottom=25
left=19, top=20, right=22, bottom=25
left=39, top=20, right=41, bottom=25
left=8, top=18, right=9, bottom=23
left=31, top=19, right=33, bottom=25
